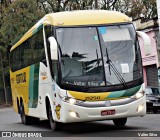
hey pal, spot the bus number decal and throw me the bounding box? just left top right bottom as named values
left=85, top=96, right=101, bottom=101
left=16, top=72, right=26, bottom=84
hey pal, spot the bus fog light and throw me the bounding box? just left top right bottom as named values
left=69, top=111, right=79, bottom=118
left=137, top=104, right=144, bottom=112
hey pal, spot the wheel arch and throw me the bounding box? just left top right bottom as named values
left=45, top=95, right=53, bottom=120
left=17, top=97, right=20, bottom=114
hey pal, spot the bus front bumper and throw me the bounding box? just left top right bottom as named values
left=59, top=95, right=146, bottom=123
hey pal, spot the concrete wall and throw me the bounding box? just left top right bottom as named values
left=139, top=30, right=159, bottom=67
left=138, top=29, right=159, bottom=87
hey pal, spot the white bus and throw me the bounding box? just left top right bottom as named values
left=10, top=10, right=151, bottom=131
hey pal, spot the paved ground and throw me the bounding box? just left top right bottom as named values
left=0, top=107, right=160, bottom=140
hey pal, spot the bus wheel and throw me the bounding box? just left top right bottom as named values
left=113, top=118, right=127, bottom=127
left=48, top=104, right=61, bottom=131
left=19, top=101, right=31, bottom=125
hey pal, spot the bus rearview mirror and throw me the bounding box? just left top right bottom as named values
left=136, top=31, right=151, bottom=56
left=48, top=37, right=58, bottom=61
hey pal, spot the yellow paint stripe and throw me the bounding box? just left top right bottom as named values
left=68, top=90, right=110, bottom=101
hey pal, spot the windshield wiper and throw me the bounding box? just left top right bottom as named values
left=105, top=48, right=128, bottom=89
left=96, top=49, right=100, bottom=67
left=106, top=48, right=111, bottom=75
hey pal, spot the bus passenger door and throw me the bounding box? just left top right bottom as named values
left=51, top=61, right=60, bottom=121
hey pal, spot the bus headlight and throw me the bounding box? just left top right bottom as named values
left=59, top=95, right=83, bottom=105
left=68, top=98, right=76, bottom=105
left=130, top=91, right=144, bottom=99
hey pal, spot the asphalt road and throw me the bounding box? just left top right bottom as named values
left=0, top=107, right=160, bottom=140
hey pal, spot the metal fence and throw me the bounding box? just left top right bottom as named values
left=0, top=74, right=12, bottom=106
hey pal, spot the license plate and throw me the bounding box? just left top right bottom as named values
left=153, top=103, right=160, bottom=106
left=101, top=110, right=116, bottom=116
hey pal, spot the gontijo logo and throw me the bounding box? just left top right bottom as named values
left=16, top=72, right=26, bottom=84
left=40, top=71, right=48, bottom=80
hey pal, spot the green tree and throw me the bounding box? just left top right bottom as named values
left=0, top=0, right=44, bottom=47
left=142, top=0, right=157, bottom=19
left=99, top=0, right=157, bottom=20
left=0, top=0, right=45, bottom=84
left=37, top=0, right=70, bottom=12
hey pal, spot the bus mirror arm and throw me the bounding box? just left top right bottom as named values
left=48, top=37, right=58, bottom=61
left=136, top=31, right=151, bottom=56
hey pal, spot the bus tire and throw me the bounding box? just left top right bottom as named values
left=48, top=103, right=61, bottom=131
left=113, top=118, right=127, bottom=127
left=19, top=101, right=31, bottom=125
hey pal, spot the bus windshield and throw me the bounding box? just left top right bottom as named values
left=56, top=24, right=142, bottom=87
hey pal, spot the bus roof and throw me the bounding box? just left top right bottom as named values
left=11, top=10, right=131, bottom=51
left=46, top=10, right=131, bottom=26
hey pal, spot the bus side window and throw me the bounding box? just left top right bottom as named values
left=13, top=47, right=21, bottom=71
left=28, top=29, right=46, bottom=66
left=22, top=41, right=31, bottom=68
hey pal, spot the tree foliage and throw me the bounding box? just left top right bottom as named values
left=0, top=0, right=45, bottom=74
left=0, top=0, right=45, bottom=47
left=98, top=0, right=157, bottom=20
